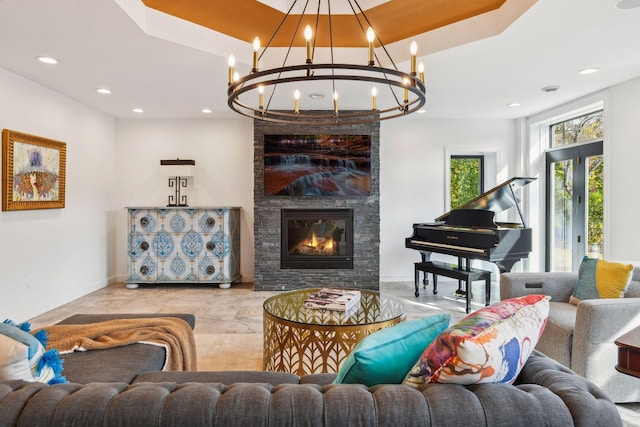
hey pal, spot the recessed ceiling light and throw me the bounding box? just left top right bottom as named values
left=507, top=102, right=521, bottom=107
left=578, top=68, right=599, bottom=75
left=201, top=108, right=213, bottom=114
left=417, top=109, right=427, bottom=114
left=37, top=56, right=58, bottom=65
left=615, top=0, right=640, bottom=9
left=132, top=108, right=144, bottom=113
left=96, top=88, right=111, bottom=94
left=541, top=86, right=560, bottom=93
left=308, top=93, right=325, bottom=100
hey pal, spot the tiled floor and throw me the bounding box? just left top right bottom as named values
left=27, top=279, right=476, bottom=371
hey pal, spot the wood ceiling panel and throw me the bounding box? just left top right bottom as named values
left=143, top=0, right=507, bottom=47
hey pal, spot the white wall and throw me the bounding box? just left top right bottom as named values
left=604, top=76, right=640, bottom=261
left=379, top=117, right=516, bottom=281
left=114, top=118, right=255, bottom=282
left=0, top=67, right=117, bottom=322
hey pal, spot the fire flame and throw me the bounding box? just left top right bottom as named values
left=325, top=238, right=334, bottom=250
left=305, top=233, right=335, bottom=252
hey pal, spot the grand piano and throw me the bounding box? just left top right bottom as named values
left=405, top=177, right=536, bottom=279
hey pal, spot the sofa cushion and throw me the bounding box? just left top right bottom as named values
left=534, top=301, right=576, bottom=368
left=404, top=295, right=549, bottom=386
left=570, top=257, right=633, bottom=304
left=0, top=320, right=66, bottom=384
left=54, top=313, right=196, bottom=384
left=624, top=281, right=640, bottom=298
left=60, top=343, right=166, bottom=384
left=333, top=314, right=450, bottom=386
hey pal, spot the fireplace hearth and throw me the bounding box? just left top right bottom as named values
left=281, top=209, right=353, bottom=269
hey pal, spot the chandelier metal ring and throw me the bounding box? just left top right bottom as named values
left=228, top=63, right=426, bottom=125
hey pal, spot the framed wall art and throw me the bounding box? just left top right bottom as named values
left=264, top=134, right=371, bottom=196
left=2, top=129, right=66, bottom=211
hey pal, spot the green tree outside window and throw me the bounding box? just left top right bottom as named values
left=450, top=156, right=484, bottom=209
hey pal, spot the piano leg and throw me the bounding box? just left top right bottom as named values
left=485, top=276, right=491, bottom=306
left=420, top=252, right=432, bottom=290
left=495, top=259, right=519, bottom=274
left=414, top=262, right=438, bottom=297
left=457, top=257, right=465, bottom=294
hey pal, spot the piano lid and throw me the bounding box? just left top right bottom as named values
left=436, top=177, right=537, bottom=224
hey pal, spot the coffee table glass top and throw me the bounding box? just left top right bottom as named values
left=263, top=288, right=406, bottom=327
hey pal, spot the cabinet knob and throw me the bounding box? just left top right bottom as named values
left=140, top=241, right=149, bottom=251
left=140, top=217, right=149, bottom=227
left=206, top=217, right=215, bottom=227
left=206, top=241, right=215, bottom=251
left=140, top=265, right=149, bottom=275
left=206, top=265, right=215, bottom=275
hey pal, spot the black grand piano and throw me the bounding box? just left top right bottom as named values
left=405, top=177, right=536, bottom=305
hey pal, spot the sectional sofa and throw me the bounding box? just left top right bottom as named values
left=0, top=313, right=623, bottom=426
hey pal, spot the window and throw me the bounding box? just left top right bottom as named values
left=449, top=155, right=484, bottom=209
left=551, top=110, right=603, bottom=148
left=546, top=109, right=604, bottom=271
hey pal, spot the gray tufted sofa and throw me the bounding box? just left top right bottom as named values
left=0, top=314, right=624, bottom=426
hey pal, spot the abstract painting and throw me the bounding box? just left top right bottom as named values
left=2, top=129, right=66, bottom=211
left=264, top=134, right=371, bottom=196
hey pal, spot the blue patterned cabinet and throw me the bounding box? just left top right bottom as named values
left=125, top=207, right=241, bottom=289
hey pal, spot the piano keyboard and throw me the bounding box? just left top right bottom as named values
left=409, top=239, right=487, bottom=254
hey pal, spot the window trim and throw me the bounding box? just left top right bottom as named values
left=444, top=148, right=497, bottom=212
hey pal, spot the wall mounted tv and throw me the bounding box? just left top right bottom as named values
left=264, top=134, right=371, bottom=196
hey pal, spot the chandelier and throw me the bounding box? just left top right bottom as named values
left=226, top=0, right=426, bottom=125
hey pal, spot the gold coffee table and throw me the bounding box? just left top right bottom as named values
left=263, top=288, right=406, bottom=375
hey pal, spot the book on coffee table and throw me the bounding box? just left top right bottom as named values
left=304, top=288, right=361, bottom=312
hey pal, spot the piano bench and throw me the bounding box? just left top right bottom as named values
left=414, top=261, right=492, bottom=313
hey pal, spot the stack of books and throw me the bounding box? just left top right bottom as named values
left=304, top=288, right=361, bottom=312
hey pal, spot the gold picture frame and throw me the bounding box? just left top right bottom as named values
left=2, top=129, right=66, bottom=211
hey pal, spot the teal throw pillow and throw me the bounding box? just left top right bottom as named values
left=333, top=314, right=450, bottom=386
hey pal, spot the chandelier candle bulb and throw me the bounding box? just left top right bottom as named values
left=228, top=54, right=235, bottom=84
left=258, top=85, right=264, bottom=109
left=252, top=37, right=260, bottom=72
left=418, top=62, right=425, bottom=82
left=294, top=90, right=300, bottom=113
left=304, top=25, right=313, bottom=64
left=367, top=27, right=375, bottom=66
left=410, top=41, right=417, bottom=75
left=333, top=91, right=339, bottom=113
left=403, top=78, right=409, bottom=104
left=371, top=86, right=377, bottom=110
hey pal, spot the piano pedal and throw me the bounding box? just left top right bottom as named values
left=454, top=290, right=467, bottom=298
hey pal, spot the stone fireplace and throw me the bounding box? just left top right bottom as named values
left=253, top=114, right=380, bottom=291
left=281, top=208, right=354, bottom=269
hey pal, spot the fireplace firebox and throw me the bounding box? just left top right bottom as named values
left=281, top=209, right=354, bottom=269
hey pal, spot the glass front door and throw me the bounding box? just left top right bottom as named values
left=546, top=141, right=603, bottom=271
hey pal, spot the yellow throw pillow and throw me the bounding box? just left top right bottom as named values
left=569, top=257, right=633, bottom=305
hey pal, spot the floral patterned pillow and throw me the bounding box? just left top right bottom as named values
left=403, top=294, right=549, bottom=386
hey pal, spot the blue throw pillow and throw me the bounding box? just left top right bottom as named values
left=0, top=319, right=67, bottom=384
left=333, top=314, right=450, bottom=386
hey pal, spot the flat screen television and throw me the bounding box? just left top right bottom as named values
left=263, top=134, right=371, bottom=196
